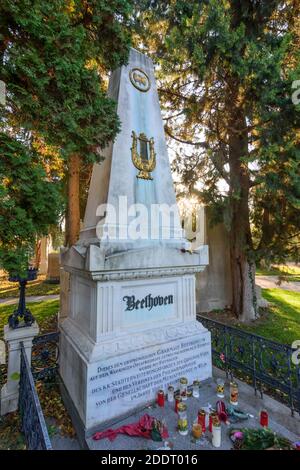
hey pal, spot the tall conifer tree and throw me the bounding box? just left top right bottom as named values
left=135, top=0, right=300, bottom=320
left=0, top=0, right=132, bottom=245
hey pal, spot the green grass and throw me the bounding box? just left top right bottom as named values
left=256, top=264, right=300, bottom=282
left=0, top=299, right=59, bottom=340
left=0, top=271, right=60, bottom=299
left=237, top=288, right=300, bottom=345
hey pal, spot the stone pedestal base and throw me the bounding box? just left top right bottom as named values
left=60, top=318, right=211, bottom=436
left=1, top=383, right=19, bottom=416
left=1, top=323, right=39, bottom=415
left=59, top=244, right=211, bottom=438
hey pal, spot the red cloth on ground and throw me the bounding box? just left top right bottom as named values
left=216, top=400, right=228, bottom=423
left=93, top=414, right=169, bottom=442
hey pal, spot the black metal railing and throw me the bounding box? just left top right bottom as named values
left=19, top=343, right=52, bottom=450
left=32, top=331, right=59, bottom=381
left=197, top=314, right=300, bottom=416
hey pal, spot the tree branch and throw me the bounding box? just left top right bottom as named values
left=165, top=126, right=208, bottom=148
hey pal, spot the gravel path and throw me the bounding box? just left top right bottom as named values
left=255, top=276, right=300, bottom=292
left=0, top=294, right=59, bottom=305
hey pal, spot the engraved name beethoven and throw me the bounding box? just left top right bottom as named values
left=123, top=293, right=174, bottom=311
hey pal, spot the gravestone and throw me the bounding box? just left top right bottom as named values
left=195, top=209, right=232, bottom=312
left=191, top=207, right=267, bottom=313
left=59, top=49, right=212, bottom=439
left=38, top=237, right=49, bottom=275
left=46, top=252, right=60, bottom=283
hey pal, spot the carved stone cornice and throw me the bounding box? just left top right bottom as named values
left=62, top=265, right=206, bottom=281
left=92, top=266, right=206, bottom=281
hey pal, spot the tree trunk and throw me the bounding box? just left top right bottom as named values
left=230, top=213, right=257, bottom=322
left=256, top=206, right=272, bottom=258
left=227, top=83, right=257, bottom=322
left=66, top=154, right=81, bottom=246
left=34, top=239, right=42, bottom=269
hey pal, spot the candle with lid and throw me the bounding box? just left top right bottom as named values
left=192, top=380, right=200, bottom=398
left=157, top=389, right=165, bottom=407
left=192, top=422, right=202, bottom=440
left=209, top=411, right=218, bottom=433
left=198, top=409, right=206, bottom=433
left=230, top=381, right=238, bottom=406
left=179, top=377, right=188, bottom=401
left=212, top=417, right=221, bottom=448
left=177, top=403, right=188, bottom=435
left=167, top=385, right=174, bottom=402
left=174, top=394, right=182, bottom=413
left=216, top=378, right=225, bottom=398
left=260, top=410, right=269, bottom=427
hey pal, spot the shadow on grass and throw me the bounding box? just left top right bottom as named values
left=0, top=271, right=60, bottom=299
left=256, top=264, right=300, bottom=281
left=245, top=288, right=300, bottom=345
left=263, top=288, right=300, bottom=319
left=0, top=299, right=59, bottom=340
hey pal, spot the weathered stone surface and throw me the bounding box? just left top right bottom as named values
left=196, top=213, right=232, bottom=312
left=86, top=369, right=300, bottom=450
left=46, top=252, right=60, bottom=282
left=59, top=49, right=211, bottom=435
left=1, top=323, right=39, bottom=415
left=60, top=321, right=211, bottom=431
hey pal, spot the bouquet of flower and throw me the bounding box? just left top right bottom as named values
left=229, top=427, right=292, bottom=450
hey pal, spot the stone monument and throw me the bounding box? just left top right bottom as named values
left=195, top=209, right=232, bottom=312
left=46, top=252, right=60, bottom=283
left=59, top=49, right=212, bottom=441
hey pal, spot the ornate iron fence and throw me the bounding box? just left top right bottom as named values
left=19, top=343, right=52, bottom=450
left=197, top=314, right=300, bottom=416
left=31, top=331, right=59, bottom=381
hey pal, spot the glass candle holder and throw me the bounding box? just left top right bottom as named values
left=157, top=389, right=165, bottom=407
left=209, top=411, right=218, bottom=433
left=177, top=403, right=188, bottom=436
left=212, top=418, right=221, bottom=448
left=192, top=380, right=200, bottom=398
left=179, top=377, right=188, bottom=401
left=167, top=385, right=174, bottom=402
left=216, top=378, right=225, bottom=398
left=260, top=410, right=269, bottom=427
left=192, top=422, right=202, bottom=440
left=230, top=381, right=238, bottom=406
left=174, top=394, right=182, bottom=413
left=197, top=409, right=206, bottom=433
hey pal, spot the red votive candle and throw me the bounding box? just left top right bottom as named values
left=198, top=409, right=206, bottom=433
left=175, top=394, right=182, bottom=413
left=260, top=410, right=269, bottom=427
left=157, top=390, right=165, bottom=407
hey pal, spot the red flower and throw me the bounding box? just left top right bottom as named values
left=220, top=353, right=225, bottom=363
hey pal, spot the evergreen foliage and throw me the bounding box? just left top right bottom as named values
left=0, top=0, right=132, bottom=259
left=0, top=132, right=61, bottom=275
left=134, top=0, right=300, bottom=319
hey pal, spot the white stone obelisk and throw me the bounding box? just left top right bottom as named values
left=59, top=49, right=211, bottom=441
left=81, top=49, right=185, bottom=247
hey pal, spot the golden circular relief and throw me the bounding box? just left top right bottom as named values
left=129, top=68, right=151, bottom=92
